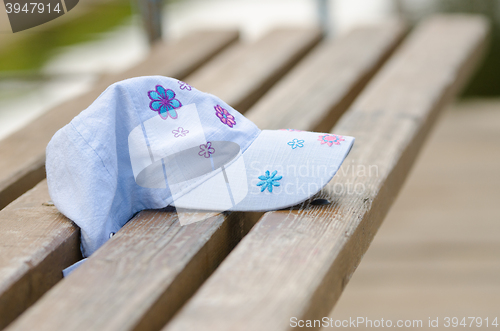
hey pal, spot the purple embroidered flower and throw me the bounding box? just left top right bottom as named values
left=148, top=85, right=182, bottom=119
left=215, top=105, right=236, bottom=128
left=287, top=138, right=304, bottom=149
left=199, top=141, right=215, bottom=158
left=318, top=134, right=345, bottom=147
left=172, top=127, right=189, bottom=138
left=178, top=80, right=192, bottom=91
left=257, top=170, right=282, bottom=193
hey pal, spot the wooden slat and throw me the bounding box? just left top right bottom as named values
left=0, top=30, right=238, bottom=330
left=0, top=181, right=79, bottom=331
left=5, top=22, right=406, bottom=331
left=327, top=102, right=500, bottom=325
left=160, top=15, right=489, bottom=331
left=0, top=30, right=239, bottom=211
left=0, top=28, right=321, bottom=330
left=185, top=29, right=321, bottom=112
left=248, top=21, right=404, bottom=132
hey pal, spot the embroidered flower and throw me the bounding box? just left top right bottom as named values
left=178, top=80, right=192, bottom=91
left=172, top=127, right=189, bottom=138
left=199, top=141, right=215, bottom=158
left=257, top=170, right=282, bottom=193
left=318, top=134, right=345, bottom=147
left=215, top=105, right=236, bottom=128
left=287, top=138, right=304, bottom=149
left=148, top=85, right=182, bottom=119
left=279, top=129, right=303, bottom=132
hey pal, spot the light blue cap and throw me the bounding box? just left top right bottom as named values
left=46, top=76, right=354, bottom=257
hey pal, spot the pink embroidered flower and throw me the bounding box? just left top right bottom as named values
left=318, top=134, right=345, bottom=147
left=172, top=127, right=189, bottom=138
left=215, top=105, right=236, bottom=128
left=199, top=141, right=215, bottom=158
left=148, top=85, right=182, bottom=119
left=178, top=81, right=192, bottom=91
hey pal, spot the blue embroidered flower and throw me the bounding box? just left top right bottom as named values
left=287, top=138, right=304, bottom=149
left=257, top=170, right=282, bottom=193
left=148, top=85, right=182, bottom=119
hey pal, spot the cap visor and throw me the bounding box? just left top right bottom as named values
left=171, top=130, right=354, bottom=213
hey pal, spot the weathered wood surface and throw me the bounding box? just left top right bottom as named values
left=185, top=29, right=321, bottom=113
left=4, top=23, right=406, bottom=331
left=0, top=30, right=239, bottom=211
left=161, top=15, right=489, bottom=331
left=0, top=181, right=80, bottom=331
left=249, top=20, right=405, bottom=132
left=0, top=28, right=321, bottom=330
left=327, top=101, right=500, bottom=327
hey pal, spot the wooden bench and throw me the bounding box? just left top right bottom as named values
left=0, top=15, right=488, bottom=331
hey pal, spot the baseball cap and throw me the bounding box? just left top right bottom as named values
left=46, top=76, right=354, bottom=257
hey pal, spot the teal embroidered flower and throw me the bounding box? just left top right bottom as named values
left=148, top=85, right=182, bottom=119
left=279, top=129, right=303, bottom=132
left=287, top=138, right=304, bottom=149
left=257, top=170, right=282, bottom=193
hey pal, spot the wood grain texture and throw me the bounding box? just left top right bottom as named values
left=248, top=20, right=406, bottom=132
left=7, top=210, right=263, bottom=331
left=185, top=29, right=322, bottom=113
left=0, top=181, right=81, bottom=330
left=326, top=102, right=500, bottom=329
left=4, top=24, right=406, bottom=331
left=0, top=30, right=238, bottom=211
left=161, top=15, right=489, bottom=331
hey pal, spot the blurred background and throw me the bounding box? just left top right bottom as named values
left=1, top=0, right=500, bottom=140
left=1, top=0, right=499, bottom=329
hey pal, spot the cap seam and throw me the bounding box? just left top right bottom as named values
left=69, top=122, right=114, bottom=182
